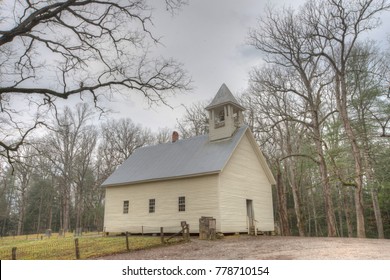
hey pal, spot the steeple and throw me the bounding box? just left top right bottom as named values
left=206, top=83, right=245, bottom=141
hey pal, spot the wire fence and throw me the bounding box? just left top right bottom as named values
left=103, top=225, right=186, bottom=235
left=0, top=224, right=189, bottom=260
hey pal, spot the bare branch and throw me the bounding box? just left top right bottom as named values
left=0, top=0, right=191, bottom=161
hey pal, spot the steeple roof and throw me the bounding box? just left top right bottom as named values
left=205, top=83, right=245, bottom=111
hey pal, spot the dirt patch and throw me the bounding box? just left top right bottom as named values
left=95, top=235, right=390, bottom=260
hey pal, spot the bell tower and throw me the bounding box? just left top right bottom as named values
left=206, top=83, right=245, bottom=142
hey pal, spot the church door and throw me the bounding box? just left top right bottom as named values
left=246, top=199, right=255, bottom=234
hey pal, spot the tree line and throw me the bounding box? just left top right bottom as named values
left=0, top=103, right=175, bottom=236
left=246, top=0, right=390, bottom=239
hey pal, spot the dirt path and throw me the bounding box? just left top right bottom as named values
left=96, top=235, right=390, bottom=260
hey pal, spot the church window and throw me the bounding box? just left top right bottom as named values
left=178, top=196, right=186, bottom=212
left=123, top=200, right=129, bottom=214
left=149, top=199, right=155, bottom=213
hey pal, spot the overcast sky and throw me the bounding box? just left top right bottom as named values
left=99, top=0, right=390, bottom=133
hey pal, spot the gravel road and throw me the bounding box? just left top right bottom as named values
left=96, top=235, right=390, bottom=260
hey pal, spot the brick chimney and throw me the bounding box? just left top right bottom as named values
left=172, top=131, right=179, bottom=143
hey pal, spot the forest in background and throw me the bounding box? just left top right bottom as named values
left=1, top=0, right=390, bottom=238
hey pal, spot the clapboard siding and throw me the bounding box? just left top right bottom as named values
left=104, top=174, right=220, bottom=233
left=219, top=131, right=274, bottom=232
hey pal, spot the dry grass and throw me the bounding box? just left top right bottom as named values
left=0, top=232, right=180, bottom=260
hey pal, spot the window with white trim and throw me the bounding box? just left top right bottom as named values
left=123, top=200, right=129, bottom=214
left=178, top=196, right=185, bottom=212
left=149, top=199, right=155, bottom=213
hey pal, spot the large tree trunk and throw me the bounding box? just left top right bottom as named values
left=36, top=193, right=43, bottom=234
left=309, top=186, right=321, bottom=237
left=17, top=188, right=26, bottom=235
left=285, top=129, right=305, bottom=236
left=48, top=205, right=53, bottom=231
left=289, top=166, right=305, bottom=236
left=289, top=174, right=305, bottom=236
left=363, top=149, right=384, bottom=239
left=61, top=173, right=72, bottom=234
left=337, top=187, right=344, bottom=237
left=316, top=140, right=337, bottom=237
left=340, top=187, right=354, bottom=237
left=63, top=189, right=70, bottom=233
left=371, top=188, right=384, bottom=238
left=362, top=127, right=384, bottom=239
left=276, top=163, right=290, bottom=236
left=337, top=75, right=366, bottom=238
left=75, top=183, right=83, bottom=235
left=59, top=198, right=63, bottom=232
left=344, top=189, right=354, bottom=238
left=300, top=66, right=337, bottom=237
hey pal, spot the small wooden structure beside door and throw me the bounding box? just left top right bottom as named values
left=246, top=199, right=256, bottom=235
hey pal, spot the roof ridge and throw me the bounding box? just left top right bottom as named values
left=135, top=133, right=208, bottom=152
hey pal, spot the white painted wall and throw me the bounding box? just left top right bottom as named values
left=103, top=174, right=221, bottom=233
left=219, top=131, right=275, bottom=232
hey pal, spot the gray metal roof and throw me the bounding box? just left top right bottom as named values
left=101, top=126, right=248, bottom=187
left=205, top=83, right=245, bottom=111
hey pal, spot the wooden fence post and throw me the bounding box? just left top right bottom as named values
left=126, top=231, right=130, bottom=251
left=160, top=227, right=164, bottom=243
left=186, top=224, right=190, bottom=241
left=181, top=221, right=186, bottom=240
left=12, top=247, right=17, bottom=260
left=74, top=238, right=80, bottom=260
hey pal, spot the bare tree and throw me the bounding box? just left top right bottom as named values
left=303, top=0, right=390, bottom=238
left=0, top=0, right=190, bottom=163
left=73, top=126, right=97, bottom=234
left=42, top=103, right=95, bottom=233
left=13, top=146, right=35, bottom=235
left=154, top=127, right=172, bottom=144
left=98, top=118, right=153, bottom=173
left=347, top=42, right=389, bottom=238
left=249, top=6, right=338, bottom=236
left=176, top=101, right=209, bottom=138
left=249, top=0, right=390, bottom=238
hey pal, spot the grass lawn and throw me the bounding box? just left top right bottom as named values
left=0, top=232, right=179, bottom=260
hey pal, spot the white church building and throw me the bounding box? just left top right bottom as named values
left=101, top=84, right=275, bottom=234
